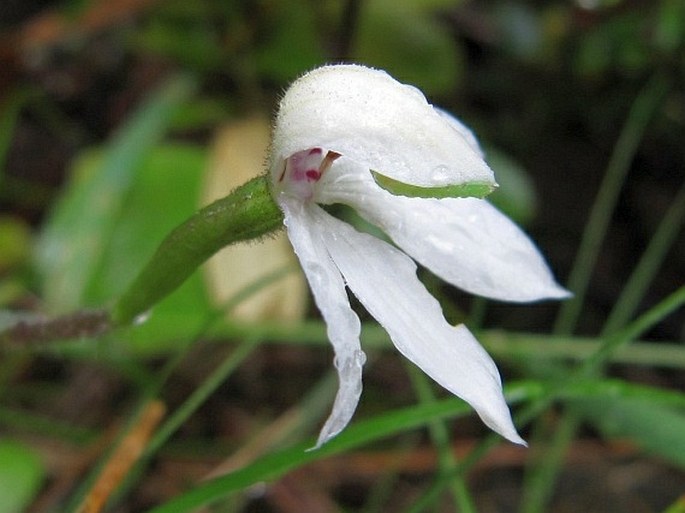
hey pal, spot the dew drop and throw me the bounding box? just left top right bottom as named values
left=305, top=262, right=327, bottom=288
left=133, top=310, right=152, bottom=326
left=334, top=351, right=366, bottom=370
left=430, top=165, right=451, bottom=184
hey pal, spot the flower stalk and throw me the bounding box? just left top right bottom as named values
left=111, top=175, right=283, bottom=326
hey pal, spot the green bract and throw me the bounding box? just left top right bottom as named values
left=371, top=171, right=496, bottom=199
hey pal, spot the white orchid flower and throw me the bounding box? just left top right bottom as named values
left=269, top=64, right=569, bottom=448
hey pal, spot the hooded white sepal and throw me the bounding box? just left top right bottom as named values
left=270, top=64, right=496, bottom=189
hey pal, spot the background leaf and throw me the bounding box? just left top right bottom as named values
left=0, top=439, right=44, bottom=513
left=352, top=0, right=461, bottom=95
left=35, top=76, right=195, bottom=313
left=485, top=147, right=538, bottom=225
left=578, top=394, right=685, bottom=470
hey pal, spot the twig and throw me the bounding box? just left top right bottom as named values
left=0, top=309, right=111, bottom=347
left=77, top=400, right=166, bottom=513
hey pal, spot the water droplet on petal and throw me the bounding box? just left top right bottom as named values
left=305, top=262, right=327, bottom=288
left=430, top=165, right=451, bottom=184
left=334, top=350, right=366, bottom=370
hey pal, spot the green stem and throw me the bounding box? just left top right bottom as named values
left=23, top=319, right=685, bottom=370
left=111, top=175, right=283, bottom=325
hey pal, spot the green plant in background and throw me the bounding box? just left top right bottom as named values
left=0, top=0, right=684, bottom=512
left=0, top=440, right=44, bottom=513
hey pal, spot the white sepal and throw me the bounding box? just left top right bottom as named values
left=318, top=160, right=569, bottom=303
left=436, top=108, right=485, bottom=159
left=279, top=197, right=366, bottom=448
left=270, top=64, right=495, bottom=189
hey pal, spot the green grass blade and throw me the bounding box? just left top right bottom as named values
left=578, top=395, right=685, bottom=469
left=144, top=338, right=259, bottom=457
left=603, top=180, right=685, bottom=334
left=407, top=364, right=477, bottom=513
left=554, top=73, right=670, bottom=335
left=524, top=73, right=672, bottom=513
left=144, top=386, right=533, bottom=513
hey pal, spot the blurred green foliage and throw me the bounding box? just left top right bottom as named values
left=0, top=0, right=683, bottom=511
left=0, top=439, right=44, bottom=513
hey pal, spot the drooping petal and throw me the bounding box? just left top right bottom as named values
left=318, top=160, right=569, bottom=303
left=270, top=64, right=495, bottom=189
left=279, top=197, right=366, bottom=447
left=312, top=207, right=525, bottom=445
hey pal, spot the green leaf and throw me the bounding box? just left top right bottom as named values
left=371, top=171, right=495, bottom=199
left=35, top=76, right=195, bottom=313
left=0, top=217, right=31, bottom=272
left=655, top=0, right=685, bottom=53
left=252, top=0, right=325, bottom=82
left=662, top=497, right=685, bottom=513
left=0, top=439, right=44, bottom=513
left=485, top=147, right=538, bottom=224
left=134, top=5, right=226, bottom=72
left=578, top=394, right=685, bottom=469
left=352, top=0, right=461, bottom=95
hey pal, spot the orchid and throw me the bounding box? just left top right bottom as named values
left=269, top=64, right=569, bottom=449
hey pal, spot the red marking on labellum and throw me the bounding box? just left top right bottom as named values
left=281, top=148, right=342, bottom=190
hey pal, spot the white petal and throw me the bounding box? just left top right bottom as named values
left=270, top=64, right=494, bottom=188
left=318, top=162, right=569, bottom=302
left=314, top=209, right=525, bottom=445
left=279, top=197, right=366, bottom=447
